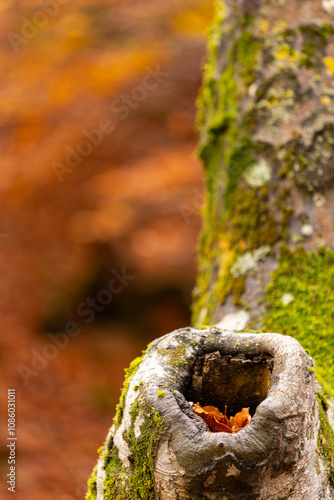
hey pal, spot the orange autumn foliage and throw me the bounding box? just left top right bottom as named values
left=1, top=2, right=214, bottom=499
left=192, top=403, right=251, bottom=433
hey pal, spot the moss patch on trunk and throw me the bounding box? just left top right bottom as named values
left=85, top=465, right=98, bottom=500
left=102, top=401, right=165, bottom=500
left=193, top=1, right=334, bottom=326
left=85, top=347, right=166, bottom=500
left=261, top=245, right=334, bottom=399
left=317, top=391, right=334, bottom=486
left=113, top=346, right=150, bottom=429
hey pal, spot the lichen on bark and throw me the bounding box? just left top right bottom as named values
left=191, top=0, right=334, bottom=490
left=87, top=328, right=332, bottom=499
left=86, top=0, right=334, bottom=497
left=193, top=0, right=334, bottom=328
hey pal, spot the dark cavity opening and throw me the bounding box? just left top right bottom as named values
left=186, top=351, right=273, bottom=416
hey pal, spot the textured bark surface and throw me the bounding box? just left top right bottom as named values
left=193, top=0, right=334, bottom=329
left=190, top=1, right=334, bottom=488
left=92, top=328, right=332, bottom=500
left=85, top=0, right=334, bottom=498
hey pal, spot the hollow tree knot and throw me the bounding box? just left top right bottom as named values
left=96, top=327, right=323, bottom=499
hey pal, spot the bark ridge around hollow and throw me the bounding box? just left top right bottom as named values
left=86, top=0, right=334, bottom=497
left=86, top=327, right=333, bottom=500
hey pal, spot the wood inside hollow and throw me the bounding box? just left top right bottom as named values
left=186, top=351, right=273, bottom=416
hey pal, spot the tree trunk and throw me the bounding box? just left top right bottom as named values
left=88, top=328, right=333, bottom=499
left=86, top=0, right=334, bottom=498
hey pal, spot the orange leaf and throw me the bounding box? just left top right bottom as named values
left=234, top=408, right=251, bottom=429
left=193, top=403, right=251, bottom=434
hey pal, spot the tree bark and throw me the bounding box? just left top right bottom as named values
left=92, top=328, right=331, bottom=500
left=86, top=0, right=334, bottom=498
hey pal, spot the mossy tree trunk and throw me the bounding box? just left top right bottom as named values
left=193, top=0, right=334, bottom=394
left=86, top=0, right=334, bottom=498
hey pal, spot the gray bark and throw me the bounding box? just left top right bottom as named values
left=95, top=328, right=332, bottom=499
left=86, top=0, right=334, bottom=498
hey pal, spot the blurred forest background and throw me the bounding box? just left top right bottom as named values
left=0, top=1, right=213, bottom=498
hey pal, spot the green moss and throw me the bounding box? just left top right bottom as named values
left=193, top=12, right=334, bottom=327
left=318, top=23, right=334, bottom=39
left=317, top=392, right=334, bottom=485
left=114, top=348, right=149, bottom=429
left=233, top=275, right=246, bottom=306
left=192, top=181, right=286, bottom=325
left=299, top=23, right=334, bottom=63
left=197, top=12, right=260, bottom=238
left=264, top=22, right=333, bottom=72
left=90, top=353, right=165, bottom=498
left=225, top=139, right=258, bottom=203
left=262, top=246, right=334, bottom=398
left=279, top=206, right=293, bottom=240
left=103, top=401, right=165, bottom=499
left=158, top=342, right=188, bottom=368
left=227, top=186, right=280, bottom=249
left=192, top=178, right=291, bottom=325
left=133, top=381, right=143, bottom=391
left=298, top=25, right=328, bottom=67
left=319, top=391, right=331, bottom=412
left=278, top=122, right=334, bottom=193
left=85, top=465, right=98, bottom=500
left=193, top=6, right=266, bottom=326
left=157, top=390, right=166, bottom=399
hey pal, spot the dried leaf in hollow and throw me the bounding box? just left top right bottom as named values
left=192, top=403, right=251, bottom=433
